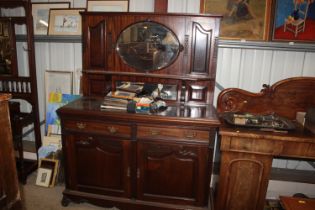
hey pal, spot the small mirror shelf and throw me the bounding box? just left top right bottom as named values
left=115, top=81, right=178, bottom=101
left=116, top=21, right=180, bottom=71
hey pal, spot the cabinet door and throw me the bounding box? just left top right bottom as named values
left=185, top=17, right=220, bottom=78
left=82, top=16, right=108, bottom=70
left=215, top=151, right=273, bottom=210
left=137, top=141, right=209, bottom=206
left=64, top=134, right=132, bottom=197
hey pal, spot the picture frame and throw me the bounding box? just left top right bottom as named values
left=45, top=70, right=73, bottom=104
left=32, top=2, right=71, bottom=35
left=272, top=0, right=315, bottom=42
left=44, top=70, right=74, bottom=134
left=87, top=0, right=129, bottom=12
left=39, top=158, right=60, bottom=187
left=35, top=168, right=52, bottom=187
left=48, top=8, right=85, bottom=35
left=201, top=0, right=272, bottom=41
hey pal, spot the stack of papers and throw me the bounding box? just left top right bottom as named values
left=100, top=96, right=129, bottom=110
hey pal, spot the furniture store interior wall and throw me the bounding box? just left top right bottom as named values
left=1, top=0, right=315, bottom=207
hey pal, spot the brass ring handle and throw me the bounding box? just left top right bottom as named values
left=108, top=126, right=117, bottom=134
left=150, top=130, right=160, bottom=136
left=185, top=132, right=196, bottom=138
left=76, top=122, right=86, bottom=129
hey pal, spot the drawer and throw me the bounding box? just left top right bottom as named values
left=222, top=137, right=282, bottom=155
left=137, top=125, right=210, bottom=143
left=64, top=120, right=131, bottom=138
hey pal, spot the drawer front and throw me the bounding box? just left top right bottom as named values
left=137, top=125, right=210, bottom=143
left=64, top=120, right=131, bottom=138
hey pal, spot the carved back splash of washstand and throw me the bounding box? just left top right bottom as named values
left=217, top=77, right=315, bottom=120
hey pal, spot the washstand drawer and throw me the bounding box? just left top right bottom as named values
left=64, top=120, right=131, bottom=138
left=137, top=125, right=210, bottom=142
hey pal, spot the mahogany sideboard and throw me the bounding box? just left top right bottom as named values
left=215, top=77, right=315, bottom=210
left=58, top=12, right=222, bottom=210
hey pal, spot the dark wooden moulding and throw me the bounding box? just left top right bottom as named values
left=57, top=12, right=222, bottom=210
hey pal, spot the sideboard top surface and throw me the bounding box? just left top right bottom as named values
left=57, top=97, right=220, bottom=127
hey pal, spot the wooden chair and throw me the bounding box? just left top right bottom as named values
left=284, top=1, right=310, bottom=37
left=0, top=0, right=42, bottom=184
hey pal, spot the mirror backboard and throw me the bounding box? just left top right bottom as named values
left=116, top=21, right=180, bottom=72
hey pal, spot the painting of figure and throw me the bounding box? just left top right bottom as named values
left=203, top=0, right=271, bottom=40
left=272, top=0, right=315, bottom=42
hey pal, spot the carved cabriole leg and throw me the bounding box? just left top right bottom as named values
left=61, top=195, right=71, bottom=207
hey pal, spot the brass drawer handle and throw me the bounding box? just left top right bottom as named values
left=185, top=132, right=196, bottom=138
left=150, top=130, right=160, bottom=136
left=108, top=126, right=117, bottom=134
left=76, top=122, right=86, bottom=129
left=77, top=137, right=93, bottom=145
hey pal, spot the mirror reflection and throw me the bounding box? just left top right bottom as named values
left=116, top=21, right=180, bottom=71
left=116, top=81, right=177, bottom=100
left=0, top=20, right=12, bottom=75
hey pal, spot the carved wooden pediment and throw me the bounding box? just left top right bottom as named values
left=217, top=77, right=315, bottom=120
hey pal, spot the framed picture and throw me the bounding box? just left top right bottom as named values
left=87, top=0, right=129, bottom=12
left=32, top=2, right=70, bottom=35
left=44, top=70, right=74, bottom=134
left=39, top=158, right=60, bottom=187
left=46, top=93, right=80, bottom=135
left=272, top=0, right=315, bottom=42
left=48, top=8, right=85, bottom=35
left=45, top=70, right=73, bottom=103
left=35, top=168, right=52, bottom=187
left=201, top=0, right=272, bottom=41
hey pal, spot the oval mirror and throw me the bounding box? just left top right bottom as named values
left=116, top=21, right=180, bottom=71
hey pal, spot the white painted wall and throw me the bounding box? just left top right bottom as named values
left=6, top=0, right=315, bottom=199
left=28, top=0, right=156, bottom=127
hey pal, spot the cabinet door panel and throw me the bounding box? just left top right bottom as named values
left=216, top=152, right=272, bottom=210
left=185, top=17, right=219, bottom=78
left=65, top=134, right=131, bottom=197
left=83, top=17, right=107, bottom=70
left=137, top=141, right=209, bottom=206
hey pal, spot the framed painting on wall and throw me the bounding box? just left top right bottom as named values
left=32, top=2, right=71, bottom=35
left=201, top=0, right=272, bottom=41
left=87, top=0, right=129, bottom=12
left=48, top=8, right=85, bottom=35
left=272, top=0, right=315, bottom=42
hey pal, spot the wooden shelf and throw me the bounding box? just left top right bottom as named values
left=16, top=35, right=82, bottom=43
left=218, top=39, right=315, bottom=52
left=270, top=167, right=315, bottom=184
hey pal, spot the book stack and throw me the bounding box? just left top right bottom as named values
left=100, top=96, right=129, bottom=110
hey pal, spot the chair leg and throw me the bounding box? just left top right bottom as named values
left=16, top=135, right=27, bottom=185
